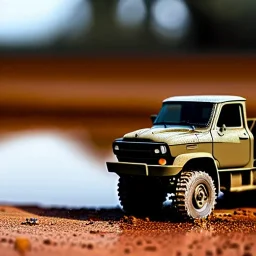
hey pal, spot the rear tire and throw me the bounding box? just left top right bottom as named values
left=174, top=171, right=217, bottom=220
left=118, top=176, right=167, bottom=217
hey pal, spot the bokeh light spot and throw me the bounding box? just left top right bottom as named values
left=0, top=0, right=93, bottom=46
left=151, top=0, right=191, bottom=40
left=116, top=0, right=146, bottom=28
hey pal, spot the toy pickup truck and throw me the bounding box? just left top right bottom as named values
left=106, top=95, right=256, bottom=220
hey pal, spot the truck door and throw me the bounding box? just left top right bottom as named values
left=211, top=103, right=250, bottom=168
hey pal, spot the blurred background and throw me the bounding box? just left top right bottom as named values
left=0, top=0, right=256, bottom=208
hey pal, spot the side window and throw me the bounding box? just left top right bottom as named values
left=217, top=104, right=242, bottom=128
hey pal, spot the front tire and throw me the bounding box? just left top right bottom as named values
left=174, top=171, right=217, bottom=220
left=118, top=176, right=167, bottom=217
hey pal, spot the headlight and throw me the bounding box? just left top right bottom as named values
left=154, top=149, right=160, bottom=154
left=114, top=145, right=119, bottom=150
left=160, top=145, right=167, bottom=154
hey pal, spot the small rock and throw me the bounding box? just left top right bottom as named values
left=21, top=218, right=38, bottom=226
left=89, top=230, right=99, bottom=234
left=229, top=243, right=239, bottom=249
left=242, top=253, right=253, bottom=256
left=144, top=245, right=157, bottom=251
left=1, top=238, right=7, bottom=243
left=216, top=247, right=223, bottom=255
left=128, top=216, right=137, bottom=225
left=124, top=248, right=131, bottom=254
left=244, top=244, right=252, bottom=251
left=87, top=243, right=94, bottom=249
left=14, top=237, right=31, bottom=255
left=43, top=239, right=51, bottom=245
left=136, top=240, right=142, bottom=246
left=188, top=244, right=193, bottom=249
left=206, top=250, right=213, bottom=256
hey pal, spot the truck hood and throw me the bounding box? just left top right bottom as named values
left=123, top=127, right=199, bottom=145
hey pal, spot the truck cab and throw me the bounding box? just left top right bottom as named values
left=106, top=95, right=256, bottom=220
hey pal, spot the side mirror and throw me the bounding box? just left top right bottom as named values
left=150, top=114, right=157, bottom=124
left=219, top=124, right=226, bottom=133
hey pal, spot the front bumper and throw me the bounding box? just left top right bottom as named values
left=106, top=162, right=182, bottom=177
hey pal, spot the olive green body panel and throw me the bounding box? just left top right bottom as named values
left=123, top=128, right=199, bottom=146
left=210, top=101, right=253, bottom=169
left=172, top=152, right=215, bottom=166
left=211, top=128, right=251, bottom=168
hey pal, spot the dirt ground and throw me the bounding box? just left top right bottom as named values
left=0, top=202, right=256, bottom=256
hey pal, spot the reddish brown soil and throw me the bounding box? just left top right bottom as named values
left=0, top=205, right=256, bottom=256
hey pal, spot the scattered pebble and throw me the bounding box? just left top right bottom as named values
left=216, top=247, right=223, bottom=255
left=43, top=239, right=51, bottom=245
left=144, top=245, right=157, bottom=251
left=87, top=243, right=94, bottom=250
left=21, top=218, right=39, bottom=226
left=124, top=248, right=131, bottom=254
left=206, top=250, right=213, bottom=256
left=14, top=237, right=31, bottom=255
left=1, top=238, right=7, bottom=243
left=90, top=230, right=99, bottom=234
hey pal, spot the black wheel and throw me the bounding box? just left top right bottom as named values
left=174, top=171, right=217, bottom=220
left=118, top=176, right=167, bottom=217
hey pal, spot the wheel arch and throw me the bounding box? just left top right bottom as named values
left=173, top=153, right=220, bottom=195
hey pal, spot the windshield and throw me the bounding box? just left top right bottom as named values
left=154, top=102, right=215, bottom=127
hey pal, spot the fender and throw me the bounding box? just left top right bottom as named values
left=173, top=152, right=220, bottom=195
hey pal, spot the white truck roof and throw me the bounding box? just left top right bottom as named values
left=163, top=95, right=246, bottom=103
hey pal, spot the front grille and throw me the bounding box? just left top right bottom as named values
left=113, top=140, right=174, bottom=165
left=117, top=157, right=160, bottom=165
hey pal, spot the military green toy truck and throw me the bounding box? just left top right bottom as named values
left=106, top=95, right=256, bottom=220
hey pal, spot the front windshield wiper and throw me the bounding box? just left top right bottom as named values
left=153, top=121, right=173, bottom=128
left=154, top=121, right=174, bottom=126
left=178, top=121, right=196, bottom=130
left=180, top=121, right=208, bottom=129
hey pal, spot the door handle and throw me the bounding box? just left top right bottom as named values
left=239, top=133, right=249, bottom=140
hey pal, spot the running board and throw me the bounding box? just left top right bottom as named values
left=218, top=167, right=256, bottom=172
left=230, top=185, right=256, bottom=192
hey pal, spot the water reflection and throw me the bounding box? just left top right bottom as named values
left=0, top=131, right=119, bottom=208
